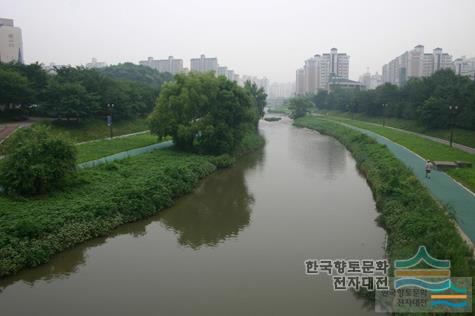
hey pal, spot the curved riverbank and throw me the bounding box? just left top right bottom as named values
left=0, top=132, right=264, bottom=278
left=294, top=117, right=475, bottom=281
left=0, top=117, right=385, bottom=316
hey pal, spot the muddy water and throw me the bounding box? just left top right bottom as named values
left=0, top=117, right=386, bottom=316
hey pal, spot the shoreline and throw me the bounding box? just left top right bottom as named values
left=0, top=131, right=265, bottom=278
left=294, top=117, right=474, bottom=282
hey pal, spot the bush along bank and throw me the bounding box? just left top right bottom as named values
left=294, top=118, right=475, bottom=294
left=0, top=131, right=264, bottom=278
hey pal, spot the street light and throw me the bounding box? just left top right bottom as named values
left=448, top=105, right=459, bottom=147
left=107, top=103, right=115, bottom=140
left=382, top=103, right=388, bottom=127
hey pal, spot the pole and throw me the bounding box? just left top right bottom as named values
left=448, top=105, right=457, bottom=147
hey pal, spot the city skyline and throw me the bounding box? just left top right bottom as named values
left=1, top=0, right=475, bottom=83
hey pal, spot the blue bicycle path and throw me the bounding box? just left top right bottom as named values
left=338, top=122, right=475, bottom=244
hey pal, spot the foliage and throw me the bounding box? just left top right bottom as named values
left=244, top=80, right=267, bottom=126
left=0, top=62, right=171, bottom=121
left=43, top=80, right=101, bottom=120
left=288, top=96, right=314, bottom=118
left=0, top=149, right=216, bottom=276
left=0, top=129, right=263, bottom=277
left=0, top=67, right=32, bottom=108
left=208, top=154, right=235, bottom=169
left=149, top=72, right=257, bottom=155
left=308, top=69, right=475, bottom=130
left=263, top=117, right=281, bottom=122
left=234, top=130, right=266, bottom=156
left=295, top=117, right=474, bottom=299
left=97, top=62, right=173, bottom=88
left=0, top=126, right=77, bottom=195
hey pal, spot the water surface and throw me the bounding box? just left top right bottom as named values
left=0, top=117, right=386, bottom=315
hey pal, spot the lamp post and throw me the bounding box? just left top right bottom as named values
left=382, top=103, right=388, bottom=127
left=107, top=103, right=114, bottom=140
left=448, top=105, right=458, bottom=147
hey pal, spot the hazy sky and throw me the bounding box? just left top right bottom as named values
left=2, top=0, right=475, bottom=82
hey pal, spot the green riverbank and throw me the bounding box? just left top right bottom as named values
left=0, top=132, right=264, bottom=278
left=294, top=117, right=475, bottom=294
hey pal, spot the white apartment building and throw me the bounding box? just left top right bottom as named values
left=0, top=18, right=23, bottom=63
left=453, top=56, right=475, bottom=80
left=295, top=68, right=305, bottom=95
left=190, top=54, right=218, bottom=73
left=359, top=71, right=383, bottom=90
left=139, top=56, right=184, bottom=74
left=217, top=66, right=227, bottom=77
left=382, top=45, right=453, bottom=86
left=295, top=48, right=350, bottom=95
left=85, top=58, right=107, bottom=69
left=269, top=82, right=294, bottom=98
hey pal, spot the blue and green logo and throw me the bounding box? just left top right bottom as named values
left=393, top=246, right=470, bottom=311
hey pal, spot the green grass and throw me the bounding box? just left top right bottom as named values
left=0, top=130, right=264, bottom=278
left=319, top=110, right=475, bottom=148
left=294, top=117, right=475, bottom=310
left=267, top=105, right=290, bottom=114
left=0, top=149, right=217, bottom=277
left=325, top=117, right=475, bottom=193
left=235, top=130, right=266, bottom=156
left=41, top=117, right=150, bottom=142
left=75, top=132, right=161, bottom=163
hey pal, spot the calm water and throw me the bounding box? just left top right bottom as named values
left=0, top=117, right=386, bottom=316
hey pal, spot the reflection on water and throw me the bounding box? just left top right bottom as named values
left=286, top=121, right=347, bottom=180
left=159, top=149, right=263, bottom=249
left=0, top=117, right=385, bottom=316
left=0, top=150, right=264, bottom=290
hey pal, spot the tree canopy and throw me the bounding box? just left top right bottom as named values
left=149, top=72, right=260, bottom=155
left=308, top=69, right=475, bottom=130
left=0, top=62, right=172, bottom=121
left=288, top=97, right=314, bottom=118
left=97, top=63, right=173, bottom=88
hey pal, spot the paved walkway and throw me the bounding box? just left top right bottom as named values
left=0, top=124, right=19, bottom=144
left=338, top=122, right=475, bottom=245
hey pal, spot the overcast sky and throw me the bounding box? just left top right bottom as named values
left=2, top=0, right=475, bottom=82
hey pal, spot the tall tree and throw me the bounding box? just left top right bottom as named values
left=149, top=73, right=255, bottom=154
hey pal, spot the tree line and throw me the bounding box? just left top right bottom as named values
left=0, top=62, right=172, bottom=121
left=1, top=71, right=267, bottom=195
left=307, top=69, right=475, bottom=130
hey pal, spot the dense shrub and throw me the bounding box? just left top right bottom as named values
left=209, top=154, right=235, bottom=169
left=0, top=126, right=77, bottom=195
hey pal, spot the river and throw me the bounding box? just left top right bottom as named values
left=0, top=116, right=386, bottom=315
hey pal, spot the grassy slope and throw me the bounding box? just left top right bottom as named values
left=319, top=110, right=475, bottom=148
left=42, top=117, right=150, bottom=142
left=295, top=116, right=474, bottom=309
left=0, top=131, right=264, bottom=278
left=267, top=105, right=290, bottom=114
left=76, top=132, right=160, bottom=163
left=325, top=117, right=475, bottom=193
